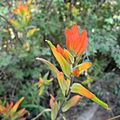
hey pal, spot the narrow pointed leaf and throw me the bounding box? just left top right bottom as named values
left=63, top=49, right=74, bottom=64
left=18, top=108, right=27, bottom=117
left=56, top=44, right=74, bottom=64
left=37, top=87, right=44, bottom=96
left=92, top=96, right=110, bottom=110
left=27, top=0, right=33, bottom=4
left=82, top=75, right=93, bottom=85
left=62, top=95, right=81, bottom=112
left=0, top=105, right=6, bottom=113
left=72, top=62, right=92, bottom=76
left=45, top=78, right=53, bottom=86
left=71, top=83, right=110, bottom=109
left=11, top=97, right=24, bottom=112
left=46, top=40, right=71, bottom=77
left=36, top=58, right=59, bottom=76
left=50, top=95, right=55, bottom=108
left=9, top=19, right=21, bottom=29
left=51, top=101, right=59, bottom=120
left=65, top=79, right=70, bottom=95
left=57, top=72, right=67, bottom=96
left=27, top=28, right=39, bottom=38
left=71, top=83, right=94, bottom=99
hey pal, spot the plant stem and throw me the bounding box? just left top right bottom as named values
left=107, top=114, right=120, bottom=120
left=55, top=76, right=74, bottom=120
left=31, top=109, right=51, bottom=120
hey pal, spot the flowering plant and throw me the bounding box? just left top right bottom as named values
left=0, top=97, right=27, bottom=120
left=36, top=24, right=110, bottom=120
left=9, top=1, right=39, bottom=52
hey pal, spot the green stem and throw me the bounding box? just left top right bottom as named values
left=54, top=76, right=74, bottom=120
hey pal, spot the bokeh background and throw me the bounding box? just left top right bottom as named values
left=0, top=0, right=120, bottom=119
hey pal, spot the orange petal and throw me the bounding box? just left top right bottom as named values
left=71, top=24, right=79, bottom=49
left=50, top=94, right=55, bottom=108
left=18, top=108, right=27, bottom=117
left=9, top=102, right=14, bottom=109
left=79, top=30, right=88, bottom=54
left=6, top=102, right=9, bottom=108
left=11, top=97, right=24, bottom=112
left=13, top=8, right=19, bottom=14
left=75, top=30, right=87, bottom=55
left=56, top=44, right=73, bottom=63
left=56, top=44, right=64, bottom=56
left=65, top=28, right=72, bottom=50
left=63, top=49, right=73, bottom=63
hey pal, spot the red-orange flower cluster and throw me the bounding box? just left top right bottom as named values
left=0, top=97, right=27, bottom=119
left=13, top=3, right=29, bottom=14
left=65, top=24, right=88, bottom=55
left=56, top=44, right=72, bottom=63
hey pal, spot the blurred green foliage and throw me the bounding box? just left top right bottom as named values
left=0, top=0, right=120, bottom=119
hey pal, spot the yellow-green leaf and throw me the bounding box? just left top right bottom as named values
left=27, top=0, right=33, bottom=4
left=57, top=72, right=67, bottom=96
left=27, top=28, right=39, bottom=38
left=82, top=75, right=93, bottom=85
left=11, top=97, right=24, bottom=112
left=9, top=19, right=21, bottom=29
left=72, top=62, right=92, bottom=77
left=63, top=48, right=74, bottom=64
left=92, top=96, right=110, bottom=110
left=51, top=101, right=59, bottom=120
left=71, top=83, right=95, bottom=99
left=65, top=79, right=70, bottom=95
left=36, top=58, right=59, bottom=76
left=71, top=83, right=110, bottom=110
left=37, top=86, right=44, bottom=96
left=45, top=78, right=53, bottom=86
left=46, top=40, right=71, bottom=77
left=62, top=95, right=81, bottom=112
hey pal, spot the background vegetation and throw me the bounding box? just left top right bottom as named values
left=0, top=0, right=120, bottom=119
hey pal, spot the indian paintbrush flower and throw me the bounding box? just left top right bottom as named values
left=9, top=2, right=31, bottom=27
left=65, top=24, right=88, bottom=56
left=36, top=24, right=110, bottom=120
left=13, top=3, right=29, bottom=15
left=0, top=97, right=27, bottom=119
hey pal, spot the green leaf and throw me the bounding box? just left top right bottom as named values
left=27, top=28, right=39, bottom=38
left=38, top=86, right=44, bottom=96
left=51, top=101, right=59, bottom=120
left=57, top=72, right=67, bottom=96
left=71, top=83, right=95, bottom=99
left=46, top=40, right=71, bottom=77
left=91, top=96, right=110, bottom=110
left=62, top=95, right=81, bottom=112
left=72, top=62, right=92, bottom=76
left=71, top=83, right=110, bottom=110
left=36, top=57, right=59, bottom=76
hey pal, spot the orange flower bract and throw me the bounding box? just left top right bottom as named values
left=56, top=44, right=73, bottom=63
left=13, top=3, right=29, bottom=14
left=65, top=24, right=88, bottom=55
left=50, top=95, right=55, bottom=108
left=0, top=97, right=27, bottom=119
